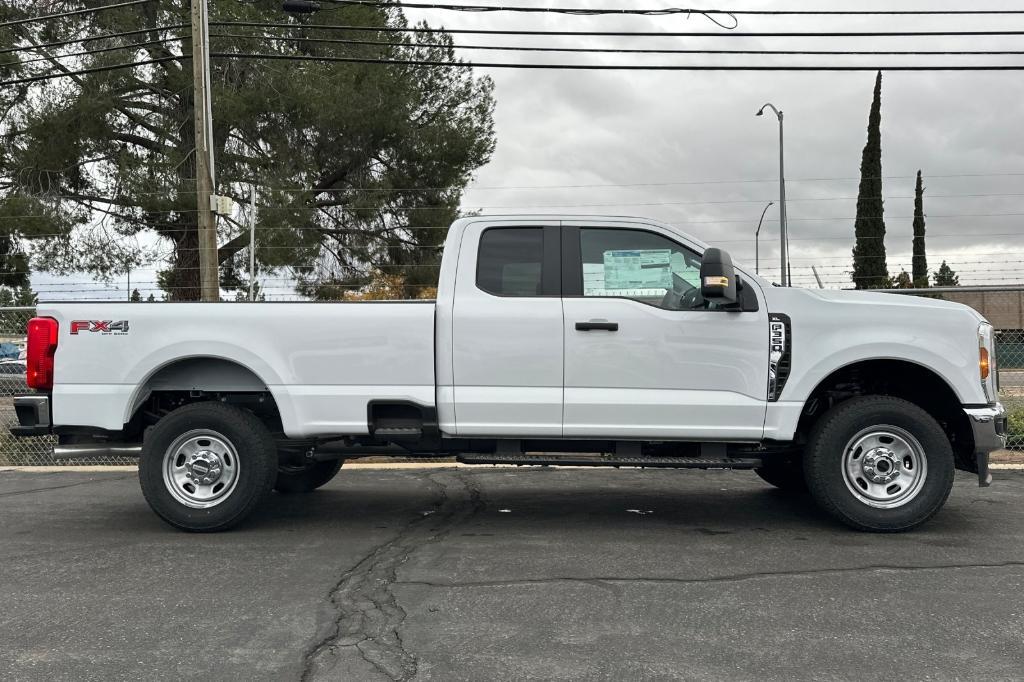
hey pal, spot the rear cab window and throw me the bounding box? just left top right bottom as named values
left=476, top=228, right=546, bottom=297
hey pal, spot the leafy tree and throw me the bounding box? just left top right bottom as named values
left=146, top=293, right=155, bottom=302
left=892, top=269, right=913, bottom=289
left=912, top=170, right=928, bottom=287
left=934, top=260, right=959, bottom=287
left=0, top=286, right=36, bottom=306
left=0, top=1, right=495, bottom=300
left=130, top=287, right=141, bottom=302
left=851, top=71, right=889, bottom=289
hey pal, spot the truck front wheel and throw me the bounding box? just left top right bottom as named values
left=274, top=460, right=343, bottom=494
left=139, top=402, right=278, bottom=532
left=804, top=396, right=955, bottom=532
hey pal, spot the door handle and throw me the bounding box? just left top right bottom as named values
left=575, top=321, right=619, bottom=332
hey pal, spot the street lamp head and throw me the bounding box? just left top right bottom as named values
left=756, top=107, right=765, bottom=117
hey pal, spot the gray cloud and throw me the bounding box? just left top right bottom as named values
left=404, top=0, right=1024, bottom=287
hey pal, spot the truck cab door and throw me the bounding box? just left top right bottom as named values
left=442, top=221, right=563, bottom=437
left=560, top=222, right=769, bottom=440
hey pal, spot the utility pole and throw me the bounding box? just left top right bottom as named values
left=249, top=185, right=257, bottom=302
left=191, top=0, right=219, bottom=301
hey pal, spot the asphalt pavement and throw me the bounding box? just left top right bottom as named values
left=1, top=466, right=1023, bottom=681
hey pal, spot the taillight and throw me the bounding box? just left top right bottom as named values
left=26, top=317, right=58, bottom=391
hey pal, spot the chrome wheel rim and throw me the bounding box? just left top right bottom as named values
left=162, top=430, right=240, bottom=509
left=841, top=425, right=928, bottom=509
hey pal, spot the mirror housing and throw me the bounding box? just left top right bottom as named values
left=700, top=248, right=738, bottom=306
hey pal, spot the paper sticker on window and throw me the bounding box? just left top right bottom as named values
left=603, top=249, right=673, bottom=290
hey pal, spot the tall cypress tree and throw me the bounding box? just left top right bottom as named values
left=912, top=170, right=928, bottom=287
left=851, top=71, right=889, bottom=289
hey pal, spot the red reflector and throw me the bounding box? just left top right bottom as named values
left=26, top=317, right=58, bottom=391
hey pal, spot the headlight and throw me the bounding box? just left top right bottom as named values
left=979, top=323, right=997, bottom=403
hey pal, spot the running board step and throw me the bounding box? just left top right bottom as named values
left=372, top=427, right=423, bottom=439
left=456, top=453, right=763, bottom=469
left=53, top=443, right=142, bottom=460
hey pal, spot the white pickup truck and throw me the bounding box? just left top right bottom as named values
left=12, top=215, right=1006, bottom=532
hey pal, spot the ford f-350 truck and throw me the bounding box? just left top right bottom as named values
left=11, top=215, right=1006, bottom=532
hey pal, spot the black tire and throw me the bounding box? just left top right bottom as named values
left=755, top=456, right=808, bottom=493
left=274, top=459, right=343, bottom=494
left=804, top=396, right=955, bottom=532
left=139, top=402, right=278, bottom=532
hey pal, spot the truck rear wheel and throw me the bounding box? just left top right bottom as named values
left=139, top=402, right=278, bottom=532
left=804, top=396, right=955, bottom=532
left=274, top=460, right=343, bottom=494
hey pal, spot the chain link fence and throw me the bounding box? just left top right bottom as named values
left=0, top=307, right=136, bottom=466
left=888, top=286, right=1024, bottom=450
left=2, top=293, right=1022, bottom=466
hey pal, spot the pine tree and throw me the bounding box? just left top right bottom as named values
left=0, top=2, right=495, bottom=300
left=851, top=72, right=889, bottom=289
left=130, top=288, right=142, bottom=302
left=146, top=294, right=156, bottom=302
left=934, top=261, right=959, bottom=286
left=912, top=171, right=928, bottom=287
left=13, top=287, right=36, bottom=306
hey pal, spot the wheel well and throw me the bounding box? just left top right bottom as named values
left=796, top=359, right=975, bottom=471
left=125, top=357, right=282, bottom=437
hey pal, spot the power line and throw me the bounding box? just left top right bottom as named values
left=316, top=1, right=739, bottom=27
left=0, top=36, right=190, bottom=69
left=11, top=49, right=1024, bottom=85
left=0, top=0, right=155, bottom=29
left=17, top=171, right=1024, bottom=194
left=0, top=25, right=190, bottom=57
left=209, top=52, right=1024, bottom=71
left=0, top=56, right=188, bottom=87
left=321, top=1, right=1024, bottom=17
left=207, top=32, right=1024, bottom=58
left=212, top=21, right=1024, bottom=39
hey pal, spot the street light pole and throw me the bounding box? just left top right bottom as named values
left=757, top=103, right=789, bottom=286
left=755, top=201, right=774, bottom=275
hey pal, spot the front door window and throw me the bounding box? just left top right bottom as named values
left=579, top=228, right=705, bottom=310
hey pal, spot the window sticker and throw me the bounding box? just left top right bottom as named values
left=603, top=249, right=673, bottom=290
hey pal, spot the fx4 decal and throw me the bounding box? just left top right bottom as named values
left=70, top=320, right=130, bottom=336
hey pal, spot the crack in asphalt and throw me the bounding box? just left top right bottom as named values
left=392, top=560, right=1024, bottom=590
left=0, top=474, right=135, bottom=498
left=300, top=470, right=484, bottom=682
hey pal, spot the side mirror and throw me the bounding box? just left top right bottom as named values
left=700, top=248, right=738, bottom=306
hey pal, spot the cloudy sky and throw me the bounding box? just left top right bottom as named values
left=411, top=0, right=1024, bottom=289
left=33, top=0, right=1024, bottom=298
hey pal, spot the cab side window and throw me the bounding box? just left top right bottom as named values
left=579, top=228, right=704, bottom=310
left=476, top=228, right=545, bottom=297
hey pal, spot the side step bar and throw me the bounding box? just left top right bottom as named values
left=457, top=453, right=763, bottom=469
left=53, top=444, right=142, bottom=460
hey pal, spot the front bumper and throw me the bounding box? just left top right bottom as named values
left=965, top=403, right=1007, bottom=487
left=10, top=394, right=51, bottom=437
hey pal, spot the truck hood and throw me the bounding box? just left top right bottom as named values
left=765, top=286, right=987, bottom=324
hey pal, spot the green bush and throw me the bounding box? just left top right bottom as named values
left=1007, top=406, right=1024, bottom=450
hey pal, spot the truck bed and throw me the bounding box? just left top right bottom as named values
left=40, top=301, right=436, bottom=437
